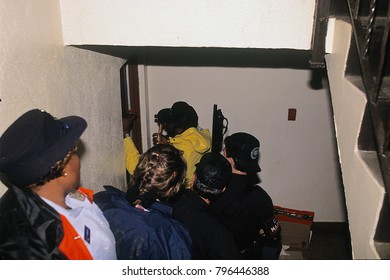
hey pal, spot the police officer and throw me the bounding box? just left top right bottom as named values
left=173, top=152, right=241, bottom=259
left=210, top=132, right=282, bottom=259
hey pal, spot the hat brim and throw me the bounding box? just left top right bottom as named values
left=237, top=159, right=261, bottom=174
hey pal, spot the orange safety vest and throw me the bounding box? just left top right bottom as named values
left=57, top=187, right=95, bottom=260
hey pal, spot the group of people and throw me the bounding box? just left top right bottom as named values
left=0, top=102, right=281, bottom=260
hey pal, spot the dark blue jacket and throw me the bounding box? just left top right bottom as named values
left=94, top=186, right=192, bottom=260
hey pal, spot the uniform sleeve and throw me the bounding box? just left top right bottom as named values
left=211, top=226, right=242, bottom=260
left=123, top=137, right=140, bottom=174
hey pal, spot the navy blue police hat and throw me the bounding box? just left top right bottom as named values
left=224, top=132, right=261, bottom=174
left=0, top=109, right=87, bottom=187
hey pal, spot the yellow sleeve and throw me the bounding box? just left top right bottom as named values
left=123, top=137, right=140, bottom=174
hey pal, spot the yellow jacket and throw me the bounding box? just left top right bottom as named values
left=123, top=136, right=141, bottom=175
left=124, top=127, right=211, bottom=187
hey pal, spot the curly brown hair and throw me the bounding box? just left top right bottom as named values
left=129, top=144, right=186, bottom=201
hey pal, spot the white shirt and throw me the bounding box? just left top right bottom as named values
left=42, top=192, right=117, bottom=260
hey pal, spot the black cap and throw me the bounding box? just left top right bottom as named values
left=195, top=152, right=232, bottom=191
left=155, top=101, right=198, bottom=128
left=224, top=132, right=261, bottom=173
left=0, top=109, right=87, bottom=187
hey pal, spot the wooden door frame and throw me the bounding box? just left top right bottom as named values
left=120, top=62, right=143, bottom=153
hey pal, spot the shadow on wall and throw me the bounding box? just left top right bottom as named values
left=75, top=46, right=315, bottom=68
left=75, top=45, right=328, bottom=91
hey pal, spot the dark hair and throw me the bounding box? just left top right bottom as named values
left=172, top=103, right=198, bottom=130
left=157, top=102, right=199, bottom=132
left=176, top=119, right=197, bottom=132
left=26, top=146, right=78, bottom=190
left=193, top=153, right=232, bottom=201
left=127, top=144, right=187, bottom=204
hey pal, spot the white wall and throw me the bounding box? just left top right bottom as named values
left=0, top=0, right=126, bottom=197
left=57, top=0, right=346, bottom=223
left=60, top=0, right=316, bottom=50
left=141, top=65, right=346, bottom=222
left=326, top=19, right=384, bottom=259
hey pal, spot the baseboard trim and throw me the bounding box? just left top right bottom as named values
left=311, top=222, right=350, bottom=234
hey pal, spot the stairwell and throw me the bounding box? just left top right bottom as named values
left=325, top=0, right=390, bottom=258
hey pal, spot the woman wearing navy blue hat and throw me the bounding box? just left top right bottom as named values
left=0, top=109, right=116, bottom=260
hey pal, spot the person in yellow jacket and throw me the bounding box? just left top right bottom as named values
left=123, top=101, right=211, bottom=187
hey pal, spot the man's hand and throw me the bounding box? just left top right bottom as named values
left=152, top=133, right=168, bottom=145
left=123, top=111, right=137, bottom=136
